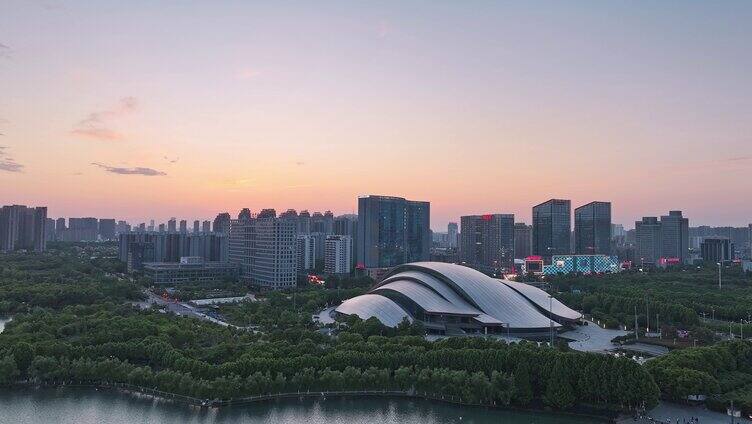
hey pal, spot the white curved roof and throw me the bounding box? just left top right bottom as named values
left=396, top=262, right=555, bottom=329
left=373, top=280, right=479, bottom=316
left=335, top=262, right=581, bottom=329
left=335, top=294, right=412, bottom=327
left=499, top=280, right=582, bottom=321
left=378, top=270, right=477, bottom=309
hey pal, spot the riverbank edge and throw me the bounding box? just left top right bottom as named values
left=2, top=382, right=620, bottom=422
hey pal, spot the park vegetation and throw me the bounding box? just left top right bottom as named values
left=4, top=245, right=752, bottom=417
left=0, top=303, right=659, bottom=411
left=646, top=340, right=752, bottom=415
left=554, top=266, right=752, bottom=339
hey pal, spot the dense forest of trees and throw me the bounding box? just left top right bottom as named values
left=0, top=304, right=659, bottom=410
left=554, top=267, right=752, bottom=332
left=0, top=246, right=140, bottom=314
left=645, top=340, right=752, bottom=415
left=13, top=245, right=752, bottom=414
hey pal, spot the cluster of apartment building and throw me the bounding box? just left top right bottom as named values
left=7, top=197, right=752, bottom=288
left=0, top=204, right=47, bottom=252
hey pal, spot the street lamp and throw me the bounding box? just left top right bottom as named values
left=717, top=262, right=722, bottom=289
left=548, top=295, right=554, bottom=346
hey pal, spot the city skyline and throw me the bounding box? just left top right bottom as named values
left=2, top=2, right=751, bottom=229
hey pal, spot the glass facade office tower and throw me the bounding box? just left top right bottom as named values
left=635, top=217, right=662, bottom=265
left=514, top=223, right=533, bottom=259
left=460, top=214, right=515, bottom=274
left=532, top=199, right=571, bottom=262
left=660, top=210, right=689, bottom=264
left=356, top=195, right=430, bottom=269
left=447, top=222, right=459, bottom=249
left=574, top=201, right=612, bottom=255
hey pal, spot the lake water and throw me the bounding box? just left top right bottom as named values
left=0, top=388, right=606, bottom=424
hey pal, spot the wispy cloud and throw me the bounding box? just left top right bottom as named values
left=164, top=156, right=179, bottom=164
left=0, top=146, right=23, bottom=173
left=295, top=161, right=305, bottom=166
left=236, top=68, right=261, bottom=81
left=722, top=155, right=752, bottom=163
left=91, top=162, right=166, bottom=176
left=0, top=43, right=11, bottom=59
left=71, top=97, right=138, bottom=141
left=0, top=159, right=23, bottom=173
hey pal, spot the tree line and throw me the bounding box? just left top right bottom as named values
left=0, top=304, right=659, bottom=411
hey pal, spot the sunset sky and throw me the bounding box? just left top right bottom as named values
left=1, top=1, right=750, bottom=230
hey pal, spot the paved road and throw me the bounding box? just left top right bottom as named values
left=618, top=402, right=751, bottom=423
left=563, top=321, right=629, bottom=353
left=313, top=306, right=337, bottom=325
left=138, top=291, right=235, bottom=328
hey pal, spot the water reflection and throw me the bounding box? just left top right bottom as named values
left=0, top=388, right=605, bottom=424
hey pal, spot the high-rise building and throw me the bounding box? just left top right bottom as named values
left=202, top=220, right=211, bottom=233
left=334, top=215, right=358, bottom=238
left=280, top=209, right=299, bottom=233
left=98, top=219, right=116, bottom=240
left=701, top=238, right=734, bottom=263
left=116, top=220, right=129, bottom=235
left=65, top=217, right=99, bottom=241
left=660, top=211, right=689, bottom=264
left=297, top=235, right=316, bottom=271
left=158, top=223, right=165, bottom=233
left=0, top=204, right=47, bottom=252
left=514, top=223, right=533, bottom=260
left=228, top=212, right=298, bottom=290
left=334, top=214, right=358, bottom=268
left=148, top=220, right=155, bottom=232
left=460, top=214, right=515, bottom=274
left=44, top=218, right=56, bottom=242
left=447, top=222, right=459, bottom=249
left=168, top=218, right=177, bottom=233
left=356, top=195, right=430, bottom=269
left=325, top=235, right=353, bottom=274
left=55, top=218, right=66, bottom=237
left=179, top=220, right=188, bottom=233
left=213, top=213, right=231, bottom=234
left=118, top=231, right=228, bottom=268
left=298, top=210, right=311, bottom=234
left=324, top=211, right=335, bottom=234
left=32, top=207, right=47, bottom=252
left=238, top=208, right=252, bottom=221
left=574, top=201, right=612, bottom=255
left=532, top=199, right=571, bottom=262
left=635, top=217, right=662, bottom=266
left=193, top=220, right=200, bottom=233
left=257, top=208, right=276, bottom=219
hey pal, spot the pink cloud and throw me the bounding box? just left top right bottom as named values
left=236, top=68, right=261, bottom=80
left=70, top=97, right=137, bottom=141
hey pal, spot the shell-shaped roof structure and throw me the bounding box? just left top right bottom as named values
left=335, top=262, right=581, bottom=329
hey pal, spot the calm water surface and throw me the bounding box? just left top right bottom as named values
left=0, top=388, right=606, bottom=424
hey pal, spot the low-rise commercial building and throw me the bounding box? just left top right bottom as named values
left=543, top=255, right=621, bottom=275
left=143, top=257, right=238, bottom=284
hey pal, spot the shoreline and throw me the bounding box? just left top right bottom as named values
left=3, top=383, right=617, bottom=422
